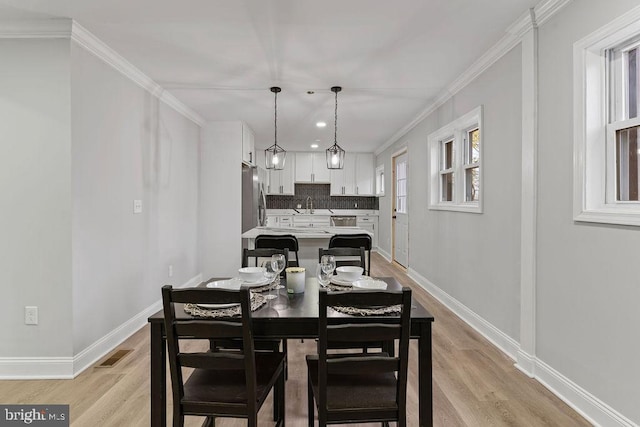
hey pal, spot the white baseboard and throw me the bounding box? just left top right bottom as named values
left=407, top=267, right=636, bottom=427
left=0, top=273, right=202, bottom=380
left=0, top=357, right=74, bottom=379
left=534, top=358, right=637, bottom=427
left=407, top=268, right=520, bottom=360
left=377, top=248, right=392, bottom=262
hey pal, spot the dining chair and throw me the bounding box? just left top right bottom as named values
left=162, top=285, right=285, bottom=427
left=329, top=233, right=373, bottom=275
left=318, top=247, right=366, bottom=274
left=255, top=234, right=300, bottom=267
left=242, top=247, right=289, bottom=277
left=306, top=287, right=412, bottom=427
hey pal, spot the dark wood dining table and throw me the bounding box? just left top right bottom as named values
left=147, top=276, right=435, bottom=427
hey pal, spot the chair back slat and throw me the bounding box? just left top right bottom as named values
left=325, top=289, right=401, bottom=307
left=327, top=356, right=400, bottom=375
left=327, top=323, right=400, bottom=343
left=175, top=321, right=243, bottom=339
left=179, top=352, right=245, bottom=370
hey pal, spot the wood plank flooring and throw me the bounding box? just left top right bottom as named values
left=0, top=253, right=591, bottom=426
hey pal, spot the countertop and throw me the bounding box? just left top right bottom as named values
left=242, top=226, right=372, bottom=239
left=266, top=209, right=378, bottom=216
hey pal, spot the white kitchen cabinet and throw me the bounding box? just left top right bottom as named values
left=266, top=215, right=293, bottom=227
left=267, top=154, right=295, bottom=195
left=293, top=215, right=330, bottom=227
left=295, top=152, right=330, bottom=183
left=241, top=122, right=255, bottom=166
left=354, top=153, right=374, bottom=195
left=330, top=153, right=374, bottom=195
left=357, top=215, right=378, bottom=249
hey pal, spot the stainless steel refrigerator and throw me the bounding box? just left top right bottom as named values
left=242, top=164, right=266, bottom=233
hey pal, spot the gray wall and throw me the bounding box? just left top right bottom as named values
left=0, top=39, right=73, bottom=357
left=70, top=43, right=200, bottom=353
left=537, top=0, right=640, bottom=422
left=377, top=45, right=523, bottom=340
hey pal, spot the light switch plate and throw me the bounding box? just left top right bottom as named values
left=25, top=306, right=38, bottom=325
left=133, top=199, right=143, bottom=214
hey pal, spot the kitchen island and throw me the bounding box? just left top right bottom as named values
left=242, top=226, right=371, bottom=276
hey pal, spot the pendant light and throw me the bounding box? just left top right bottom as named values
left=265, top=86, right=286, bottom=170
left=326, top=86, right=345, bottom=169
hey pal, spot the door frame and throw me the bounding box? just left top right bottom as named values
left=391, top=148, right=408, bottom=269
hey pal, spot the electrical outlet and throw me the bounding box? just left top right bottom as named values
left=25, top=306, right=38, bottom=325
left=133, top=199, right=143, bottom=214
left=168, top=265, right=173, bottom=277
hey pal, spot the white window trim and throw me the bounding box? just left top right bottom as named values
left=573, top=6, right=640, bottom=226
left=428, top=106, right=483, bottom=213
left=375, top=164, right=385, bottom=196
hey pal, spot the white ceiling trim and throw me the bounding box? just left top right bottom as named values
left=374, top=0, right=571, bottom=156
left=0, top=18, right=72, bottom=38
left=70, top=21, right=205, bottom=126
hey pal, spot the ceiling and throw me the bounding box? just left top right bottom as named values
left=0, top=0, right=538, bottom=153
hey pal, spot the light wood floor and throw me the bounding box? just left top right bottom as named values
left=0, top=253, right=591, bottom=426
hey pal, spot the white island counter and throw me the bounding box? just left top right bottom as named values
left=242, top=226, right=371, bottom=276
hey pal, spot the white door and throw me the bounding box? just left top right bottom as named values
left=393, top=152, right=408, bottom=268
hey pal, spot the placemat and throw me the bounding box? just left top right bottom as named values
left=184, top=293, right=267, bottom=318
left=330, top=304, right=402, bottom=316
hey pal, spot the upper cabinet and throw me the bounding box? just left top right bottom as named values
left=241, top=123, right=255, bottom=166
left=266, top=153, right=295, bottom=195
left=295, top=152, right=330, bottom=183
left=330, top=153, right=374, bottom=196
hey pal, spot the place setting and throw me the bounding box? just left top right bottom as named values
left=314, top=256, right=399, bottom=316
left=184, top=254, right=287, bottom=317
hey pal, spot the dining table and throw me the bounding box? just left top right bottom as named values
left=147, top=276, right=435, bottom=427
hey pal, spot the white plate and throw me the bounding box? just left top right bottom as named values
left=330, top=275, right=366, bottom=287
left=352, top=279, right=387, bottom=290
left=200, top=279, right=242, bottom=308
left=239, top=276, right=272, bottom=287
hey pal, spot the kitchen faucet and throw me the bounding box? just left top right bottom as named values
left=306, top=196, right=314, bottom=214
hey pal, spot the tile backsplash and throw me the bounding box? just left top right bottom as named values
left=266, top=184, right=379, bottom=210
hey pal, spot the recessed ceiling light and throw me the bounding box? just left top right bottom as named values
left=316, top=122, right=326, bottom=128
left=311, top=144, right=319, bottom=149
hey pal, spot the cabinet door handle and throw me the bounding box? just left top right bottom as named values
left=249, top=152, right=253, bottom=163
left=356, top=186, right=359, bottom=195
left=268, top=185, right=271, bottom=193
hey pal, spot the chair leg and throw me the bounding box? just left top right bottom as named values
left=277, top=368, right=286, bottom=427
left=283, top=339, right=288, bottom=380
left=307, top=372, right=314, bottom=427
left=203, top=416, right=215, bottom=427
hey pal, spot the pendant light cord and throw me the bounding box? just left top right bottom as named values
left=274, top=89, right=278, bottom=146
left=334, top=89, right=338, bottom=144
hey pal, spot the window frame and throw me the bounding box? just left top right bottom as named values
left=573, top=8, right=640, bottom=226
left=428, top=106, right=483, bottom=213
left=375, top=164, right=385, bottom=196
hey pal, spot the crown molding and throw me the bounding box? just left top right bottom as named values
left=0, top=18, right=72, bottom=38
left=375, top=0, right=571, bottom=156
left=70, top=21, right=205, bottom=126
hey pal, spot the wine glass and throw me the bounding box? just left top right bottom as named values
left=316, top=263, right=332, bottom=288
left=264, top=261, right=277, bottom=283
left=271, top=254, right=286, bottom=277
left=320, top=254, right=336, bottom=275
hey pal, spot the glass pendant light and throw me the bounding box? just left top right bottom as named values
left=326, top=86, right=345, bottom=169
left=265, top=87, right=286, bottom=170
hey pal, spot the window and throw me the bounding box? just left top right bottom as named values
left=428, top=106, right=483, bottom=213
left=574, top=9, right=640, bottom=226
left=375, top=164, right=385, bottom=196
left=396, top=159, right=407, bottom=214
